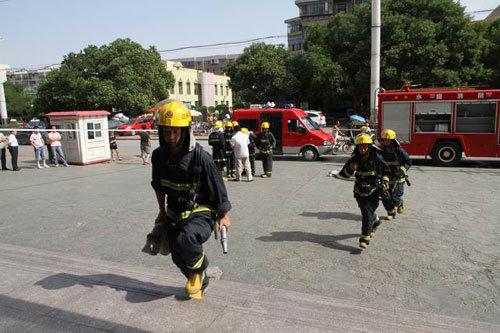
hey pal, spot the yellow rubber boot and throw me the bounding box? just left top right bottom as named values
left=397, top=204, right=405, bottom=214
left=386, top=210, right=396, bottom=221
left=186, top=272, right=203, bottom=300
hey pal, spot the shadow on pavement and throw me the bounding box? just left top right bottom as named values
left=300, top=211, right=360, bottom=221
left=256, top=232, right=361, bottom=255
left=0, top=295, right=144, bottom=332
left=35, top=273, right=184, bottom=303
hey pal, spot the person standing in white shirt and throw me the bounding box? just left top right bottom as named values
left=30, top=126, right=49, bottom=169
left=230, top=128, right=252, bottom=182
left=7, top=130, right=20, bottom=171
left=48, top=126, right=68, bottom=167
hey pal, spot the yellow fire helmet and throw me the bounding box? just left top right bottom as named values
left=214, top=120, right=223, bottom=129
left=241, top=128, right=249, bottom=134
left=232, top=121, right=239, bottom=127
left=156, top=100, right=191, bottom=127
left=381, top=129, right=397, bottom=140
left=355, top=133, right=373, bottom=145
left=360, top=126, right=368, bottom=133
left=261, top=122, right=270, bottom=129
left=225, top=121, right=234, bottom=128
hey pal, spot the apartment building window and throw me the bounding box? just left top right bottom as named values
left=169, top=87, right=174, bottom=95
left=226, top=86, right=230, bottom=96
left=186, top=81, right=191, bottom=95
left=288, top=22, right=303, bottom=33
left=215, top=85, right=218, bottom=95
left=290, top=40, right=303, bottom=52
left=194, top=83, right=199, bottom=95
left=336, top=3, right=348, bottom=13
left=301, top=2, right=328, bottom=16
left=178, top=81, right=183, bottom=95
left=220, top=84, right=224, bottom=96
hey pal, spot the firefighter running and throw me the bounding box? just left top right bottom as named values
left=208, top=120, right=227, bottom=181
left=256, top=122, right=276, bottom=178
left=224, top=122, right=236, bottom=179
left=145, top=100, right=231, bottom=300
left=335, top=134, right=391, bottom=249
left=378, top=129, right=411, bottom=221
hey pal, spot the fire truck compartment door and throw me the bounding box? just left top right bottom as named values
left=382, top=102, right=411, bottom=143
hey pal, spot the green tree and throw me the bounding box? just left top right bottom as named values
left=4, top=82, right=34, bottom=118
left=306, top=0, right=493, bottom=109
left=226, top=43, right=300, bottom=103
left=475, top=19, right=500, bottom=87
left=34, top=38, right=175, bottom=114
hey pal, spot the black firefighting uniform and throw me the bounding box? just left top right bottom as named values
left=224, top=129, right=235, bottom=177
left=151, top=144, right=231, bottom=279
left=380, top=141, right=411, bottom=215
left=208, top=130, right=226, bottom=172
left=248, top=132, right=257, bottom=176
left=257, top=131, right=276, bottom=176
left=339, top=146, right=391, bottom=242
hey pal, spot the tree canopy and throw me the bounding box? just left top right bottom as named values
left=228, top=0, right=498, bottom=113
left=307, top=0, right=492, bottom=97
left=34, top=38, right=174, bottom=114
left=226, top=43, right=300, bottom=104
left=4, top=82, right=34, bottom=119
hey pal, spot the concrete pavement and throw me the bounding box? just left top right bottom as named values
left=1, top=140, right=499, bottom=331
left=1, top=242, right=498, bottom=332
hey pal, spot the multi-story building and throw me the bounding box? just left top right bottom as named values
left=169, top=54, right=239, bottom=75
left=164, top=61, right=233, bottom=108
left=285, top=0, right=364, bottom=53
left=7, top=66, right=55, bottom=95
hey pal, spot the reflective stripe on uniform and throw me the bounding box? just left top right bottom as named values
left=357, top=171, right=376, bottom=177
left=188, top=253, right=205, bottom=270
left=161, top=179, right=191, bottom=191
left=354, top=186, right=378, bottom=196
left=167, top=205, right=216, bottom=222
left=386, top=160, right=399, bottom=166
left=361, top=235, right=371, bottom=241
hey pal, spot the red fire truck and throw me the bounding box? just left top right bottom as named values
left=378, top=89, right=500, bottom=166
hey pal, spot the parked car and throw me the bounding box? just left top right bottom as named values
left=117, top=116, right=154, bottom=136
left=306, top=111, right=327, bottom=128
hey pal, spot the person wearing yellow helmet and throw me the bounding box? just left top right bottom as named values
left=223, top=121, right=236, bottom=178
left=232, top=121, right=240, bottom=132
left=335, top=133, right=391, bottom=250
left=256, top=122, right=276, bottom=178
left=379, top=129, right=411, bottom=220
left=208, top=120, right=227, bottom=180
left=144, top=100, right=232, bottom=300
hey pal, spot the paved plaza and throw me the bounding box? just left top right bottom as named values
left=0, top=139, right=499, bottom=332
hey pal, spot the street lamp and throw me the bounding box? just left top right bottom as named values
left=0, top=64, right=10, bottom=124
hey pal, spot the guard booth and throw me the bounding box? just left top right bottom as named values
left=46, top=111, right=111, bottom=165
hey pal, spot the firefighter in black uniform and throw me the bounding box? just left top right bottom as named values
left=336, top=134, right=391, bottom=249
left=256, top=122, right=276, bottom=178
left=241, top=128, right=257, bottom=176
left=208, top=120, right=227, bottom=180
left=379, top=129, right=411, bottom=220
left=149, top=100, right=231, bottom=300
left=224, top=122, right=235, bottom=178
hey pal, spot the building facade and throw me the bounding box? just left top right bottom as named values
left=285, top=0, right=364, bottom=53
left=164, top=61, right=232, bottom=108
left=7, top=66, right=55, bottom=95
left=169, top=54, right=239, bottom=75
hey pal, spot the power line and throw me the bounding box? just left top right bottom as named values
left=158, top=35, right=286, bottom=53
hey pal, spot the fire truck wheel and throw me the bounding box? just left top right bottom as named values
left=431, top=141, right=462, bottom=167
left=301, top=146, right=319, bottom=161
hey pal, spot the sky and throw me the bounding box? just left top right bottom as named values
left=0, top=0, right=498, bottom=69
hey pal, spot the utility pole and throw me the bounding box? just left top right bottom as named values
left=370, top=0, right=381, bottom=124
